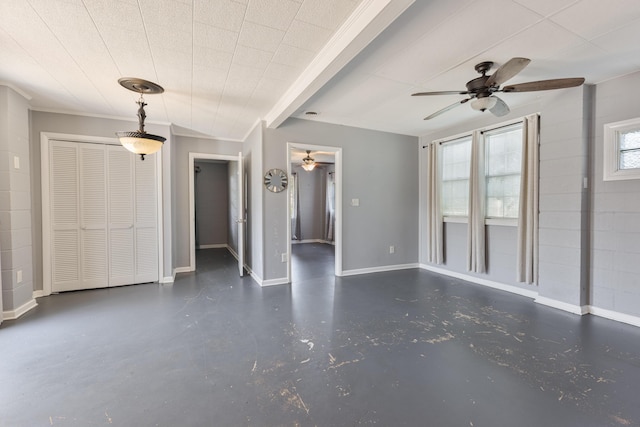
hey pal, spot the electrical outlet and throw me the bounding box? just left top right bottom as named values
left=14, top=156, right=20, bottom=170
left=389, top=246, right=395, bottom=254
left=351, top=198, right=360, bottom=207
left=281, top=253, right=287, bottom=263
left=17, top=270, right=23, bottom=283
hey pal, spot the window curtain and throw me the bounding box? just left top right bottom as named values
left=325, top=171, right=335, bottom=242
left=517, top=114, right=539, bottom=284
left=291, top=172, right=301, bottom=240
left=467, top=130, right=486, bottom=273
left=425, top=142, right=443, bottom=264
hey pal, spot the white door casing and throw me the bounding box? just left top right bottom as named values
left=188, top=152, right=245, bottom=275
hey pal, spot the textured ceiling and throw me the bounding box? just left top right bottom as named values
left=1, top=0, right=640, bottom=140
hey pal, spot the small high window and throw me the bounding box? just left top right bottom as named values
left=604, top=117, right=640, bottom=181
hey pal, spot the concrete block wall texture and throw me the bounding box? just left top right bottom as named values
left=0, top=86, right=33, bottom=313
left=591, top=71, right=640, bottom=318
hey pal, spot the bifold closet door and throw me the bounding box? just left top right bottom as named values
left=108, top=146, right=135, bottom=286
left=51, top=141, right=108, bottom=292
left=50, top=141, right=158, bottom=292
left=134, top=155, right=158, bottom=283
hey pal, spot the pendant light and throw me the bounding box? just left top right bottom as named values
left=116, top=78, right=166, bottom=160
left=301, top=150, right=316, bottom=171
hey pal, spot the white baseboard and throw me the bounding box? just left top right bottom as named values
left=420, top=263, right=539, bottom=300
left=261, top=277, right=289, bottom=287
left=342, top=263, right=419, bottom=277
left=33, top=290, right=44, bottom=299
left=588, top=306, right=640, bottom=328
left=198, top=243, right=227, bottom=249
left=291, top=239, right=333, bottom=245
left=159, top=275, right=175, bottom=284
left=534, top=296, right=588, bottom=315
left=3, top=298, right=38, bottom=320
left=174, top=267, right=191, bottom=275
left=227, top=246, right=239, bottom=261
left=249, top=269, right=262, bottom=286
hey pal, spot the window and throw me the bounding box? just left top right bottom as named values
left=604, top=117, right=640, bottom=181
left=484, top=124, right=523, bottom=219
left=437, top=121, right=524, bottom=222
left=440, top=136, right=471, bottom=216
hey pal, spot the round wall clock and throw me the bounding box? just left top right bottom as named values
left=264, top=168, right=288, bottom=193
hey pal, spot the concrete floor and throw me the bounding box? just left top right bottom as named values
left=2, top=245, right=640, bottom=426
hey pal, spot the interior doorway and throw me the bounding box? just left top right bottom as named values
left=188, top=152, right=244, bottom=276
left=286, top=143, right=342, bottom=283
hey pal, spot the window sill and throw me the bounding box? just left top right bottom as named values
left=443, top=216, right=517, bottom=227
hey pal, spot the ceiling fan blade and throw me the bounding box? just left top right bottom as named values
left=502, top=77, right=585, bottom=92
left=489, top=96, right=510, bottom=117
left=424, top=98, right=471, bottom=120
left=485, top=57, right=531, bottom=87
left=412, top=90, right=469, bottom=96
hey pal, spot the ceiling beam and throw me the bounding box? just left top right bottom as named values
left=264, top=0, right=415, bottom=129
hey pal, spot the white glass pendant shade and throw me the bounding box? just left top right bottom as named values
left=116, top=131, right=165, bottom=156
left=301, top=162, right=316, bottom=171
left=471, top=96, right=497, bottom=111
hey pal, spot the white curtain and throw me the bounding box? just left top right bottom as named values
left=425, top=143, right=443, bottom=264
left=325, top=171, right=335, bottom=242
left=517, top=114, right=539, bottom=283
left=291, top=172, right=301, bottom=240
left=467, top=130, right=486, bottom=273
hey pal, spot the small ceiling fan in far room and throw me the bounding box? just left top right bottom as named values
left=411, top=57, right=585, bottom=120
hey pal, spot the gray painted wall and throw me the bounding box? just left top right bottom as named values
left=194, top=162, right=229, bottom=247
left=172, top=135, right=242, bottom=269
left=419, top=86, right=591, bottom=305
left=591, top=70, right=640, bottom=317
left=263, top=118, right=419, bottom=281
left=0, top=86, right=32, bottom=313
left=292, top=165, right=327, bottom=241
left=29, top=111, right=173, bottom=285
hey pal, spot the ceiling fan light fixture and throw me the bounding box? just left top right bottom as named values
left=471, top=96, right=498, bottom=112
left=301, top=150, right=316, bottom=171
left=116, top=78, right=166, bottom=160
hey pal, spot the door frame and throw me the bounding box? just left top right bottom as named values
left=188, top=152, right=243, bottom=272
left=286, top=143, right=343, bottom=282
left=40, top=132, right=164, bottom=296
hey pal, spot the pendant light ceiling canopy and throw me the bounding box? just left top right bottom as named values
left=116, top=78, right=166, bottom=160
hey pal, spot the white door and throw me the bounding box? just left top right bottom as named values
left=49, top=140, right=158, bottom=292
left=237, top=152, right=244, bottom=276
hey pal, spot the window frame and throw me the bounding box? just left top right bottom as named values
left=439, top=135, right=472, bottom=218
left=437, top=117, right=525, bottom=227
left=603, top=117, right=640, bottom=181
left=483, top=123, right=523, bottom=222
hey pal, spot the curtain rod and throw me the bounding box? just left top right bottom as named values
left=480, top=121, right=523, bottom=134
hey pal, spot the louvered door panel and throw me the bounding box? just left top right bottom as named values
left=50, top=142, right=80, bottom=291
left=134, top=153, right=158, bottom=283
left=79, top=145, right=108, bottom=288
left=135, top=227, right=158, bottom=282
left=107, top=146, right=135, bottom=286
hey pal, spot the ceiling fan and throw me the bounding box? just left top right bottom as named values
left=412, top=57, right=585, bottom=120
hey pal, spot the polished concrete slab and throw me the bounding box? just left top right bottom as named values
left=2, top=246, right=640, bottom=426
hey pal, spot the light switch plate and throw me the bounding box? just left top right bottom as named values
left=351, top=198, right=360, bottom=207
